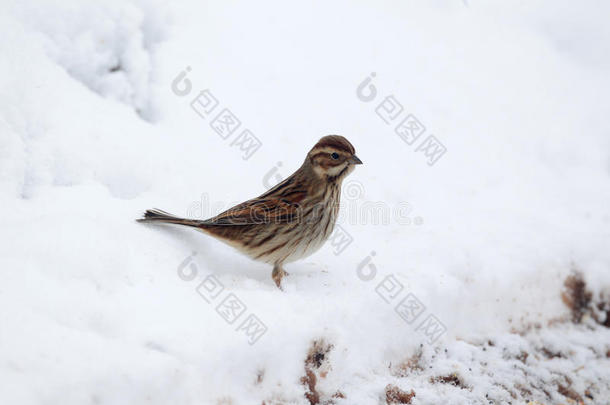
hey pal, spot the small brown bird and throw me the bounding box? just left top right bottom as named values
left=138, top=135, right=362, bottom=288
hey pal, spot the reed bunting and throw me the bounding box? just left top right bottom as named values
left=138, top=135, right=362, bottom=289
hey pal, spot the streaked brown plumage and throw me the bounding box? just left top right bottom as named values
left=138, top=135, right=362, bottom=289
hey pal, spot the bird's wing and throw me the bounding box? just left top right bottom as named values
left=202, top=194, right=307, bottom=226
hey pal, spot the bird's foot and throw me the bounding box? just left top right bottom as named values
left=272, top=265, right=288, bottom=290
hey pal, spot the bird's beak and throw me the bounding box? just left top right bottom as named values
left=349, top=155, right=363, bottom=165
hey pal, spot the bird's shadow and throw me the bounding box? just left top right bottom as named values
left=140, top=222, right=270, bottom=283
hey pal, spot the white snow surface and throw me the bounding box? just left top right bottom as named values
left=1, top=0, right=609, bottom=404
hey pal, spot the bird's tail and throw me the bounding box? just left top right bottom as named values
left=137, top=208, right=203, bottom=228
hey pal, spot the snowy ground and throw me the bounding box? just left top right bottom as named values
left=1, top=1, right=610, bottom=404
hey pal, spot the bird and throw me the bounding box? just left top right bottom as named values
left=137, top=135, right=362, bottom=289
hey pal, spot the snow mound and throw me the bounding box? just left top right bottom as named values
left=9, top=0, right=171, bottom=121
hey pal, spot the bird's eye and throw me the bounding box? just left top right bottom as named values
left=330, top=152, right=339, bottom=160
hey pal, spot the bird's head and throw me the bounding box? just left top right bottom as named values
left=307, top=135, right=362, bottom=181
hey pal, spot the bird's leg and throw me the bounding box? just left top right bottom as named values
left=272, top=263, right=287, bottom=289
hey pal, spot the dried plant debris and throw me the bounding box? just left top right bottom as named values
left=561, top=270, right=610, bottom=327
left=255, top=369, right=265, bottom=385
left=562, top=271, right=593, bottom=323
left=385, top=384, right=416, bottom=404
left=596, top=295, right=610, bottom=328
left=392, top=348, right=423, bottom=377
left=301, top=339, right=336, bottom=405
left=305, top=340, right=333, bottom=370
left=430, top=373, right=467, bottom=389
left=301, top=369, right=320, bottom=405
left=557, top=383, right=583, bottom=404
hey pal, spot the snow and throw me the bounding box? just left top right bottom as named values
left=1, top=0, right=609, bottom=404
